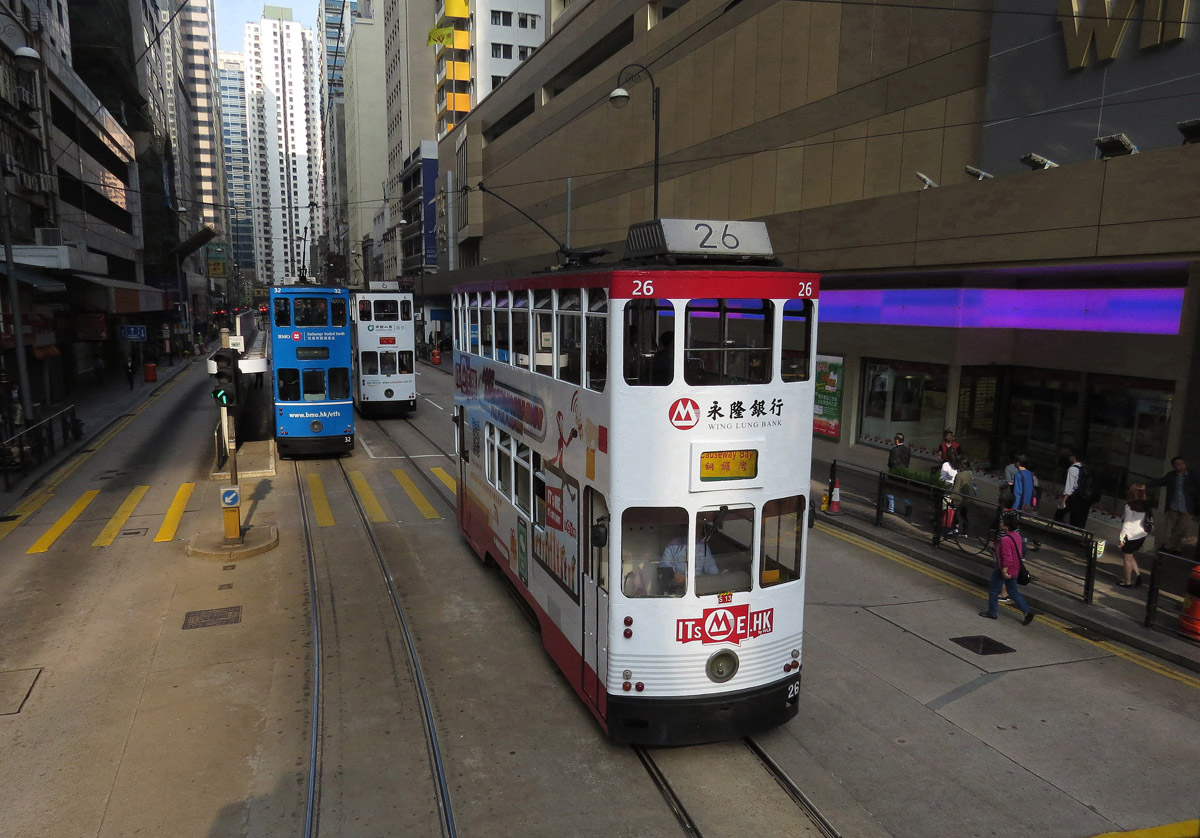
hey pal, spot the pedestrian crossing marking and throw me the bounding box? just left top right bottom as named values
left=154, top=482, right=195, bottom=542
left=27, top=490, right=100, bottom=554
left=306, top=473, right=335, bottom=527
left=431, top=467, right=456, bottom=493
left=0, top=493, right=51, bottom=544
left=392, top=469, right=439, bottom=519
left=92, top=486, right=150, bottom=547
left=349, top=470, right=388, bottom=523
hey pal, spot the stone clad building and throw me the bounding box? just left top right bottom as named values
left=431, top=0, right=1200, bottom=507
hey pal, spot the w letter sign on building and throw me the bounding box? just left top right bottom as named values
left=1057, top=0, right=1189, bottom=69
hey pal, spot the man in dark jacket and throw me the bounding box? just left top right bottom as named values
left=1149, top=457, right=1200, bottom=553
left=888, top=433, right=911, bottom=471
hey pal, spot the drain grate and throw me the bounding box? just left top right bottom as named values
left=222, top=564, right=236, bottom=571
left=120, top=528, right=147, bottom=537
left=94, top=469, right=127, bottom=481
left=0, top=514, right=17, bottom=523
left=950, top=635, right=1016, bottom=656
left=218, top=583, right=233, bottom=590
left=182, top=606, right=243, bottom=630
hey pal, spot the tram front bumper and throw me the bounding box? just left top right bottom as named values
left=605, top=669, right=802, bottom=747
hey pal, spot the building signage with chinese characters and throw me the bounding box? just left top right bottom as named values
left=814, top=355, right=843, bottom=440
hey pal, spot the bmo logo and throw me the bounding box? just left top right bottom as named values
left=668, top=398, right=700, bottom=430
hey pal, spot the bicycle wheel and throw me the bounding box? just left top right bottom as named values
left=952, top=506, right=995, bottom=556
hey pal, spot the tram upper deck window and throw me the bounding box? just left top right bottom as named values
left=695, top=506, right=754, bottom=596
left=556, top=290, right=581, bottom=385
left=375, top=299, right=399, bottom=321
left=361, top=351, right=379, bottom=375
left=468, top=293, right=481, bottom=354
left=511, top=292, right=531, bottom=369
left=781, top=300, right=813, bottom=382
left=294, top=298, right=328, bottom=327
left=302, top=368, right=326, bottom=401
left=278, top=368, right=300, bottom=401
left=358, top=299, right=373, bottom=321
left=586, top=289, right=607, bottom=392
left=494, top=293, right=511, bottom=363
left=685, top=299, right=772, bottom=385
left=332, top=299, right=347, bottom=327
left=274, top=298, right=291, bottom=327
left=329, top=367, right=350, bottom=399
left=760, top=495, right=804, bottom=587
left=623, top=299, right=675, bottom=386
left=481, top=293, right=495, bottom=358
left=401, top=299, right=413, bottom=321
left=621, top=506, right=688, bottom=598
left=534, top=293, right=553, bottom=375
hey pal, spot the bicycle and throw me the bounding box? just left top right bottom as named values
left=939, top=499, right=1002, bottom=555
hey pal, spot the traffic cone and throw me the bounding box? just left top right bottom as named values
left=827, top=479, right=843, bottom=515
left=1181, top=565, right=1200, bottom=642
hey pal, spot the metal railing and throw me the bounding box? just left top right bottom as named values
left=1144, top=550, right=1200, bottom=642
left=2, top=406, right=83, bottom=490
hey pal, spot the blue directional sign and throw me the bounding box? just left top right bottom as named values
left=120, top=325, right=147, bottom=341
left=220, top=487, right=241, bottom=508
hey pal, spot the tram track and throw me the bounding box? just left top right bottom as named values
left=370, top=416, right=457, bottom=511
left=295, top=458, right=458, bottom=838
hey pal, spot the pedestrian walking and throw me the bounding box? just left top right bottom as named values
left=979, top=510, right=1037, bottom=625
left=1054, top=449, right=1094, bottom=528
left=124, top=357, right=135, bottom=390
left=888, top=433, right=912, bottom=472
left=1012, top=457, right=1037, bottom=513
left=1117, top=483, right=1150, bottom=587
left=939, top=447, right=960, bottom=488
left=936, top=429, right=960, bottom=464
left=1147, top=457, right=1200, bottom=553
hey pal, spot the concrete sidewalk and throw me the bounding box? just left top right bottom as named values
left=812, top=464, right=1200, bottom=676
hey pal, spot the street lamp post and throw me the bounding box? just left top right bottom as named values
left=609, top=63, right=660, bottom=219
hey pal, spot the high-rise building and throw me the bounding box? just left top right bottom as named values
left=343, top=9, right=384, bottom=289
left=319, top=0, right=356, bottom=280
left=243, top=7, right=322, bottom=284
left=179, top=0, right=228, bottom=237
left=218, top=52, right=255, bottom=286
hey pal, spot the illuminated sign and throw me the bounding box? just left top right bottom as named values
left=699, top=449, right=759, bottom=481
left=380, top=337, right=396, bottom=345
left=676, top=604, right=774, bottom=645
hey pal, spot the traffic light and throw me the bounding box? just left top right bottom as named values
left=211, top=348, right=240, bottom=406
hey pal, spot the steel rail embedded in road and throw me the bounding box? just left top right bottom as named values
left=633, top=745, right=704, bottom=838
left=371, top=418, right=457, bottom=511
left=295, top=462, right=326, bottom=838
left=744, top=737, right=842, bottom=838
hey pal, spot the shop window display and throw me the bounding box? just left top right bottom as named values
left=858, top=359, right=949, bottom=457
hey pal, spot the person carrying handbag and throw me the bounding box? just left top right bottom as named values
left=979, top=510, right=1037, bottom=625
left=1117, top=483, right=1150, bottom=588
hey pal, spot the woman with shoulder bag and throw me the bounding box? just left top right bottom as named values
left=1117, top=483, right=1150, bottom=588
left=979, top=510, right=1037, bottom=625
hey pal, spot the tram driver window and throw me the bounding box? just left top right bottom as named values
left=781, top=299, right=812, bottom=382
left=274, top=299, right=291, bottom=328
left=302, top=369, right=326, bottom=401
left=760, top=495, right=804, bottom=587
left=623, top=299, right=675, bottom=386
left=694, top=506, right=754, bottom=596
left=685, top=299, right=773, bottom=385
left=295, top=298, right=328, bottom=327
left=278, top=368, right=300, bottom=401
left=380, top=351, right=398, bottom=375
left=361, top=351, right=379, bottom=375
left=620, top=506, right=688, bottom=598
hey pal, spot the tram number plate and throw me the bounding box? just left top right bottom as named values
left=787, top=681, right=801, bottom=703
left=699, top=449, right=758, bottom=481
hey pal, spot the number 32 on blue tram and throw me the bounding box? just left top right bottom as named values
left=269, top=285, right=355, bottom=457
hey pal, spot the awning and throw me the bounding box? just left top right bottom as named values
left=72, top=274, right=166, bottom=313
left=0, top=262, right=67, bottom=292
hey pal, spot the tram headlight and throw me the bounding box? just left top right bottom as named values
left=384, top=388, right=394, bottom=398
left=310, top=420, right=323, bottom=433
left=706, top=649, right=740, bottom=684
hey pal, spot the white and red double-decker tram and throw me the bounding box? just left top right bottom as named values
left=352, top=280, right=418, bottom=414
left=452, top=219, right=818, bottom=745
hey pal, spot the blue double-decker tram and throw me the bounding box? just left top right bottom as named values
left=269, top=285, right=354, bottom=457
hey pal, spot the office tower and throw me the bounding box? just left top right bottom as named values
left=319, top=0, right=356, bottom=278
left=218, top=52, right=255, bottom=284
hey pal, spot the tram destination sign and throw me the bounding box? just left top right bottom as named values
left=699, top=449, right=759, bottom=481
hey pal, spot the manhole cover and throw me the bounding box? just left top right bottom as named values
left=120, top=528, right=147, bottom=537
left=218, top=583, right=233, bottom=590
left=182, top=606, right=242, bottom=630
left=0, top=514, right=17, bottom=523
left=950, top=635, right=1016, bottom=655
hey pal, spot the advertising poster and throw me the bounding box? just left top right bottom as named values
left=814, top=355, right=844, bottom=440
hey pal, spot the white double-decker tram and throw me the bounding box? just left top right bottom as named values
left=452, top=219, right=818, bottom=745
left=351, top=280, right=417, bottom=414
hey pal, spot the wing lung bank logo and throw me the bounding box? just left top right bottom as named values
left=676, top=604, right=774, bottom=645
left=1057, top=0, right=1189, bottom=70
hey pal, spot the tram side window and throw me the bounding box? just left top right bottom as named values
left=557, top=290, right=581, bottom=385
left=278, top=368, right=300, bottom=401
left=533, top=452, right=546, bottom=528
left=361, top=351, right=379, bottom=375
left=399, top=351, right=413, bottom=374
left=695, top=506, right=754, bottom=596
left=515, top=443, right=532, bottom=514
left=497, top=432, right=513, bottom=499
left=494, top=294, right=511, bottom=363
left=274, top=299, right=291, bottom=327
left=358, top=299, right=373, bottom=322
left=511, top=293, right=531, bottom=370
left=294, top=298, right=328, bottom=327
left=623, top=299, right=675, bottom=386
left=760, top=495, right=804, bottom=587
left=469, top=296, right=481, bottom=354
left=302, top=369, right=326, bottom=401
left=685, top=299, right=773, bottom=386
left=380, top=351, right=398, bottom=375
left=621, top=506, right=688, bottom=598
left=332, top=299, right=347, bottom=327
left=781, top=299, right=812, bottom=382
left=534, top=293, right=553, bottom=376
left=586, top=289, right=607, bottom=393
left=401, top=300, right=413, bottom=321
left=481, top=296, right=494, bottom=358
left=329, top=367, right=350, bottom=400
left=375, top=299, right=399, bottom=321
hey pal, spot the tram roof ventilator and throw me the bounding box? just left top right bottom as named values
left=624, top=219, right=782, bottom=267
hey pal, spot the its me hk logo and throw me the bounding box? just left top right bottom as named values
left=676, top=604, right=774, bottom=645
left=1058, top=0, right=1191, bottom=70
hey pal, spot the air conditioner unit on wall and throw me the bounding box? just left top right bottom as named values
left=35, top=227, right=62, bottom=246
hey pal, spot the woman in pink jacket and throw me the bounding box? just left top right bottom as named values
left=979, top=510, right=1037, bottom=625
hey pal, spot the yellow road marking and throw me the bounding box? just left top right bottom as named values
left=0, top=493, right=52, bottom=543
left=154, top=483, right=195, bottom=543
left=815, top=522, right=1200, bottom=691
left=92, top=485, right=149, bottom=547
left=431, top=467, right=456, bottom=493
left=306, top=473, right=335, bottom=527
left=349, top=471, right=388, bottom=523
left=393, top=469, right=439, bottom=519
left=27, top=490, right=100, bottom=554
left=1090, top=820, right=1200, bottom=838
